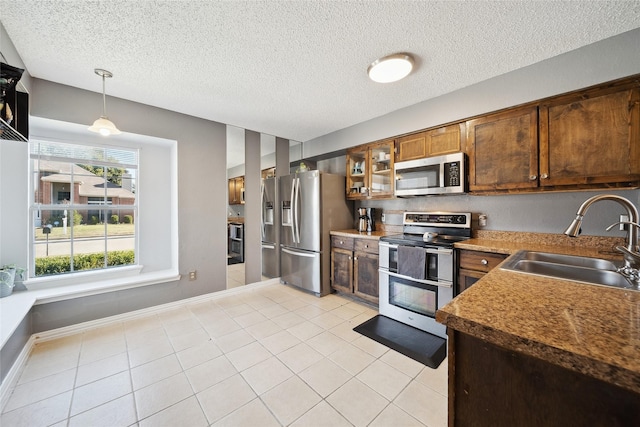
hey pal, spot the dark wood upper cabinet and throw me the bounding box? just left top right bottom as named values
left=228, top=176, right=244, bottom=205
left=466, top=106, right=539, bottom=192
left=539, top=82, right=640, bottom=187
left=465, top=76, right=640, bottom=193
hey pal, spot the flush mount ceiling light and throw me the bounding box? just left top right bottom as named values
left=88, top=68, right=121, bottom=136
left=367, top=53, right=414, bottom=83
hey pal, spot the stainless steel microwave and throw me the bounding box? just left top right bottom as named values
left=394, top=152, right=466, bottom=196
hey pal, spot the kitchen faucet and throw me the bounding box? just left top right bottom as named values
left=564, top=194, right=640, bottom=285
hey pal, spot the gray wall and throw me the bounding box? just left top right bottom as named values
left=13, top=79, right=228, bottom=334
left=31, top=79, right=228, bottom=295
left=244, top=130, right=262, bottom=284
left=305, top=28, right=640, bottom=238
left=361, top=190, right=640, bottom=239
left=304, top=28, right=640, bottom=158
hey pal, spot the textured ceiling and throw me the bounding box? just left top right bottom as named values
left=1, top=1, right=640, bottom=144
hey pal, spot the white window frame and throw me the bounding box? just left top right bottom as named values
left=28, top=138, right=139, bottom=280
left=10, top=117, right=179, bottom=299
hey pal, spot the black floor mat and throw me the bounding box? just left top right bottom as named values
left=353, top=315, right=446, bottom=369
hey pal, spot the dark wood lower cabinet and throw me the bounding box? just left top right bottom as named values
left=331, top=247, right=353, bottom=294
left=448, top=330, right=640, bottom=427
left=330, top=235, right=379, bottom=305
left=457, top=250, right=507, bottom=294
left=354, top=251, right=378, bottom=303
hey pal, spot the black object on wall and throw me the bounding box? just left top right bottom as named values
left=1, top=62, right=29, bottom=141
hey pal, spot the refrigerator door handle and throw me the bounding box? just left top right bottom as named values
left=289, top=178, right=296, bottom=243
left=293, top=177, right=300, bottom=244
left=282, top=247, right=316, bottom=258
left=260, top=180, right=266, bottom=239
left=262, top=243, right=275, bottom=250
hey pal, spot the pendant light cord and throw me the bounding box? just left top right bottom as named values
left=102, top=73, right=107, bottom=118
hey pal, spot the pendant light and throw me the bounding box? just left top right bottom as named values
left=88, top=68, right=121, bottom=136
left=367, top=53, right=414, bottom=83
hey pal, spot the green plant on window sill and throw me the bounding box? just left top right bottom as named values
left=0, top=264, right=25, bottom=298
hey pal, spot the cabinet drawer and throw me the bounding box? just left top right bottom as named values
left=354, top=238, right=378, bottom=254
left=331, top=236, right=354, bottom=251
left=459, top=250, right=507, bottom=273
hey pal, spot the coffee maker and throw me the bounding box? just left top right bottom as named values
left=357, top=208, right=376, bottom=232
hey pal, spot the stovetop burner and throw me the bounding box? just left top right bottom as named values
left=380, top=211, right=472, bottom=248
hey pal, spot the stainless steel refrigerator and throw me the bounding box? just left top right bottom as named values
left=279, top=170, right=353, bottom=296
left=261, top=176, right=279, bottom=278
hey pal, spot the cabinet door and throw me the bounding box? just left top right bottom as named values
left=539, top=85, right=640, bottom=187
left=396, top=132, right=427, bottom=162
left=467, top=107, right=539, bottom=192
left=236, top=177, right=245, bottom=204
left=457, top=268, right=485, bottom=294
left=346, top=146, right=368, bottom=199
left=369, top=139, right=395, bottom=198
left=427, top=123, right=465, bottom=156
left=228, top=179, right=237, bottom=204
left=458, top=250, right=508, bottom=294
left=354, top=251, right=379, bottom=304
left=331, top=247, right=353, bottom=293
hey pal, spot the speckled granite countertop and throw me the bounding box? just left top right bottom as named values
left=330, top=229, right=389, bottom=240
left=438, top=231, right=640, bottom=394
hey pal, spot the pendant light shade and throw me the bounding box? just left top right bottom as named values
left=368, top=53, right=414, bottom=83
left=88, top=68, right=121, bottom=136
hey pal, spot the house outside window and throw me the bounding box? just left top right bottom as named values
left=29, top=139, right=138, bottom=277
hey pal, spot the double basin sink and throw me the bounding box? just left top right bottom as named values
left=501, top=250, right=637, bottom=291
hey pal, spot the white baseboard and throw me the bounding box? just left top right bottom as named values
left=0, top=335, right=36, bottom=412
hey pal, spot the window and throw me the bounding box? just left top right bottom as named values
left=29, top=139, right=138, bottom=278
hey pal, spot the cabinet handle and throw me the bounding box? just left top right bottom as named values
left=364, top=244, right=368, bottom=248
left=529, top=175, right=537, bottom=181
left=348, top=256, right=352, bottom=260
left=354, top=256, right=358, bottom=261
left=540, top=173, right=549, bottom=179
left=339, top=240, right=343, bottom=244
left=481, top=259, right=488, bottom=265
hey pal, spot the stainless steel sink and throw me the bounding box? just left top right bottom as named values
left=500, top=250, right=636, bottom=290
left=515, top=251, right=619, bottom=271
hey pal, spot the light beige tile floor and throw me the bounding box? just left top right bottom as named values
left=1, top=282, right=448, bottom=427
left=227, top=262, right=270, bottom=289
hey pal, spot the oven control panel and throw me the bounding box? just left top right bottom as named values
left=403, top=212, right=471, bottom=228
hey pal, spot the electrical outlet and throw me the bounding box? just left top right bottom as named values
left=189, top=270, right=197, bottom=281
left=381, top=213, right=386, bottom=223
left=620, top=214, right=629, bottom=231
left=478, top=214, right=488, bottom=227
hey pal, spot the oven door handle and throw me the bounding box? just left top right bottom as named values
left=379, top=242, right=398, bottom=249
left=425, top=248, right=453, bottom=255
left=378, top=268, right=452, bottom=288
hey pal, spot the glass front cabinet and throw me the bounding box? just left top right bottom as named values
left=346, top=139, right=395, bottom=200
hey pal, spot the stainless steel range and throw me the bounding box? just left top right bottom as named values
left=378, top=212, right=471, bottom=338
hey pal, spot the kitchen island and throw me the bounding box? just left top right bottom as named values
left=437, top=233, right=640, bottom=426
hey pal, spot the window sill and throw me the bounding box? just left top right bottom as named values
left=0, top=269, right=180, bottom=348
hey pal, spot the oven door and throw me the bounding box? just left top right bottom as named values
left=378, top=269, right=452, bottom=338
